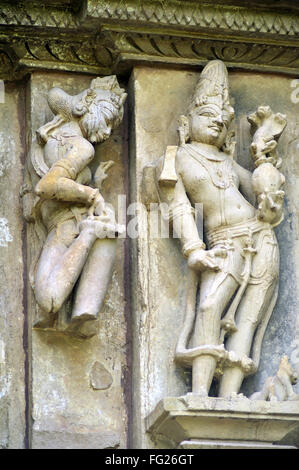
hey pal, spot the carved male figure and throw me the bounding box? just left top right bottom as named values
left=145, top=60, right=286, bottom=397
left=22, top=76, right=126, bottom=335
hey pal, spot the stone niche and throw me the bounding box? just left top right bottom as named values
left=25, top=72, right=129, bottom=449
left=130, top=66, right=299, bottom=449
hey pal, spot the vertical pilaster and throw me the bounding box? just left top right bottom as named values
left=0, top=81, right=27, bottom=448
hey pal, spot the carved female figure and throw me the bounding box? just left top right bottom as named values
left=22, top=76, right=126, bottom=336
left=145, top=60, right=286, bottom=397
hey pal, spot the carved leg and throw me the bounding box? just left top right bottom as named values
left=218, top=279, right=278, bottom=398
left=192, top=272, right=238, bottom=396
left=70, top=238, right=117, bottom=325
left=35, top=219, right=97, bottom=316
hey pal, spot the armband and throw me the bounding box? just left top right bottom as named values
left=169, top=203, right=195, bottom=223
left=182, top=240, right=206, bottom=258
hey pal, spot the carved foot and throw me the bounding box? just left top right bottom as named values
left=33, top=311, right=56, bottom=330
left=66, top=313, right=99, bottom=339
left=192, top=386, right=209, bottom=398
left=228, top=392, right=248, bottom=400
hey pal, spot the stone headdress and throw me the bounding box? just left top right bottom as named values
left=36, top=75, right=126, bottom=146
left=179, top=60, right=235, bottom=155
left=32, top=75, right=127, bottom=177
left=188, top=60, right=234, bottom=123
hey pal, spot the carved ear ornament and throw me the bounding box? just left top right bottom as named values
left=72, top=102, right=88, bottom=117
left=85, top=88, right=97, bottom=104
left=178, top=115, right=190, bottom=145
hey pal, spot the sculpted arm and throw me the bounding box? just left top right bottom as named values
left=35, top=136, right=101, bottom=208
left=166, top=176, right=223, bottom=272
left=232, top=160, right=256, bottom=206
left=169, top=177, right=202, bottom=250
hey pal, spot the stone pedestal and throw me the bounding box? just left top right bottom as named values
left=146, top=395, right=299, bottom=449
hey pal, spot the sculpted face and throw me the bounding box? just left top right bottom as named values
left=74, top=88, right=124, bottom=144
left=188, top=104, right=229, bottom=148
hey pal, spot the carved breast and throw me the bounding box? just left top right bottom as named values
left=179, top=146, right=239, bottom=191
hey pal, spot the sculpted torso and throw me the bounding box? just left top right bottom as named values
left=40, top=121, right=92, bottom=229
left=176, top=143, right=256, bottom=232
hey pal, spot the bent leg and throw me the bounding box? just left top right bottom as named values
left=192, top=272, right=238, bottom=395
left=71, top=238, right=117, bottom=324
left=218, top=279, right=278, bottom=398
left=35, top=219, right=97, bottom=315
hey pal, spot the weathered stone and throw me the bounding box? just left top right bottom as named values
left=27, top=72, right=128, bottom=449
left=90, top=361, right=113, bottom=390
left=0, top=1, right=298, bottom=79
left=142, top=60, right=288, bottom=400
left=0, top=82, right=26, bottom=448
left=0, top=1, right=298, bottom=449
left=130, top=65, right=299, bottom=448
left=146, top=396, right=299, bottom=449
left=24, top=75, right=126, bottom=336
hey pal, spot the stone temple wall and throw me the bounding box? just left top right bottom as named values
left=0, top=0, right=298, bottom=450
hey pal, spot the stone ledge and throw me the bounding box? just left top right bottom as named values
left=179, top=439, right=296, bottom=449
left=0, top=0, right=298, bottom=79
left=145, top=395, right=299, bottom=449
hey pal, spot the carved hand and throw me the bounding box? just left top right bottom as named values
left=94, top=161, right=115, bottom=190
left=88, top=190, right=105, bottom=217
left=257, top=190, right=284, bottom=225
left=187, top=247, right=227, bottom=272
left=79, top=214, right=124, bottom=239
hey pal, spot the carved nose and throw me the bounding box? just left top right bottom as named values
left=213, top=116, right=224, bottom=127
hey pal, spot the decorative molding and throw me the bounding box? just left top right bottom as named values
left=0, top=35, right=115, bottom=78
left=0, top=1, right=79, bottom=29
left=86, top=0, right=299, bottom=37
left=110, top=32, right=299, bottom=74
left=0, top=0, right=298, bottom=79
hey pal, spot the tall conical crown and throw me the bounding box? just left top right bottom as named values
left=189, top=60, right=234, bottom=122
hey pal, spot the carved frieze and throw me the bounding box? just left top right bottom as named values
left=87, top=0, right=299, bottom=36
left=0, top=0, right=298, bottom=79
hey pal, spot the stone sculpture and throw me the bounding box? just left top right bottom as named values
left=250, top=355, right=299, bottom=402
left=21, top=75, right=126, bottom=336
left=143, top=60, right=287, bottom=398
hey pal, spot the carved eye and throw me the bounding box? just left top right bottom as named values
left=198, top=111, right=213, bottom=118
